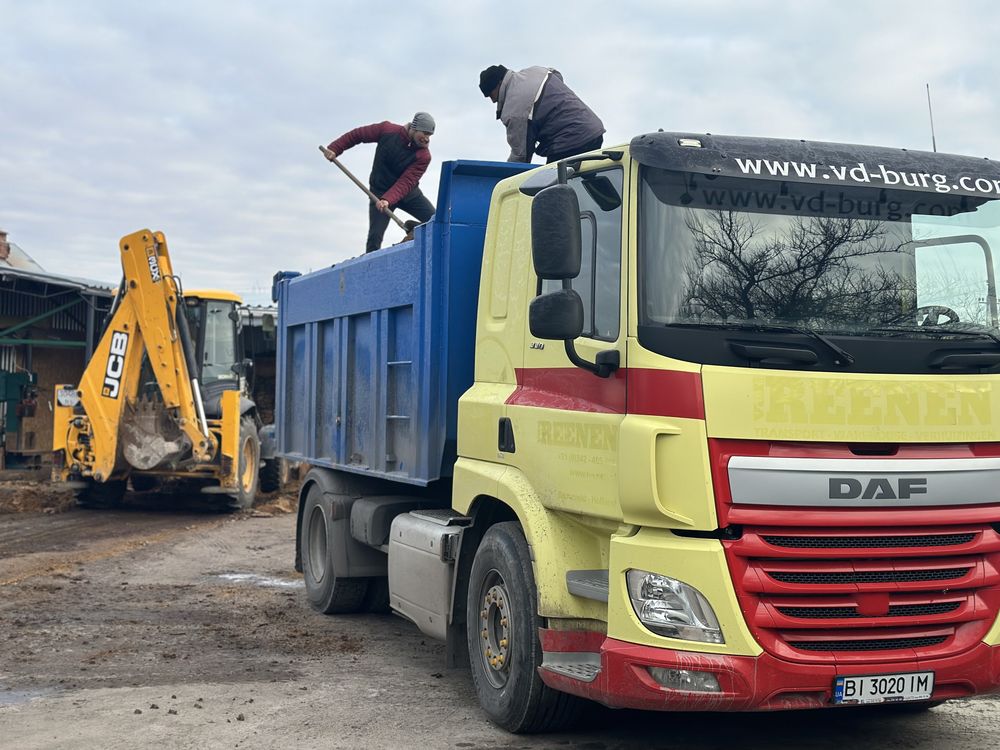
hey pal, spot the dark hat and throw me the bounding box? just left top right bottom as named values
left=479, top=65, right=508, bottom=97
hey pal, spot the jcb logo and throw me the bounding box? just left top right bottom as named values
left=829, top=477, right=928, bottom=501
left=147, top=249, right=162, bottom=282
left=102, top=331, right=129, bottom=398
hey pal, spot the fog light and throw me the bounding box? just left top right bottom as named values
left=648, top=667, right=721, bottom=693
left=626, top=569, right=724, bottom=643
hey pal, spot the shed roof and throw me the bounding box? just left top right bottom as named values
left=1, top=241, right=114, bottom=296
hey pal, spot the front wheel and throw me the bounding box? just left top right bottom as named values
left=299, top=482, right=369, bottom=613
left=465, top=522, right=583, bottom=733
left=231, top=416, right=260, bottom=510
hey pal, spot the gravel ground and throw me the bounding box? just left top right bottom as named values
left=1, top=483, right=998, bottom=749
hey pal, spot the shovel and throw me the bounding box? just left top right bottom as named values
left=318, top=145, right=407, bottom=230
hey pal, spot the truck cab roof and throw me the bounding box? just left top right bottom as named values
left=630, top=131, right=1000, bottom=198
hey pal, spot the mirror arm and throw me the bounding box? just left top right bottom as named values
left=563, top=150, right=624, bottom=170
left=564, top=341, right=620, bottom=378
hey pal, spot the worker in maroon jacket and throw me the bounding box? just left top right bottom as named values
left=325, top=112, right=436, bottom=252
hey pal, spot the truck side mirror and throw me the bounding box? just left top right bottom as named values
left=531, top=185, right=581, bottom=280
left=529, top=289, right=584, bottom=340
left=528, top=182, right=619, bottom=380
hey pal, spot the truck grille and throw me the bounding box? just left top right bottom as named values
left=777, top=601, right=961, bottom=619
left=725, top=524, right=1000, bottom=663
left=769, top=568, right=970, bottom=584
left=787, top=636, right=948, bottom=652
left=762, top=533, right=976, bottom=549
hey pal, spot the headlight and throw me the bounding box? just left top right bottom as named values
left=626, top=569, right=724, bottom=644
left=56, top=387, right=80, bottom=408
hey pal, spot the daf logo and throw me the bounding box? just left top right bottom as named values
left=829, top=477, right=928, bottom=501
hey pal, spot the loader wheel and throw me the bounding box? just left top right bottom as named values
left=300, top=482, right=369, bottom=613
left=258, top=457, right=283, bottom=493
left=231, top=416, right=260, bottom=510
left=76, top=479, right=127, bottom=509
left=466, top=522, right=584, bottom=733
left=130, top=474, right=159, bottom=492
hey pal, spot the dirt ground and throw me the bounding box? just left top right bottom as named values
left=1, top=478, right=999, bottom=750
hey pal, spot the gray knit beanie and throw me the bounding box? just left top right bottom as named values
left=410, top=112, right=436, bottom=134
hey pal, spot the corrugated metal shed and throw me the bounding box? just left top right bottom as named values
left=1, top=235, right=114, bottom=469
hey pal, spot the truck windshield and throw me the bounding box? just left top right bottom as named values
left=639, top=168, right=1000, bottom=343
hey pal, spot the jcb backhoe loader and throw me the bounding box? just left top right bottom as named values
left=52, top=229, right=262, bottom=509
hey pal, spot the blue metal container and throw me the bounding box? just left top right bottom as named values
left=274, top=160, right=532, bottom=485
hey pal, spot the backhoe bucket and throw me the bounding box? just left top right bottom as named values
left=120, top=398, right=192, bottom=470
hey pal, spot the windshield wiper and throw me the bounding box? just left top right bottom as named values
left=866, top=324, right=1000, bottom=348
left=666, top=321, right=855, bottom=366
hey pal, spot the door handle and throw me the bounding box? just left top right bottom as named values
left=498, top=417, right=516, bottom=453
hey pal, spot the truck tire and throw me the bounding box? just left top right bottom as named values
left=231, top=416, right=260, bottom=510
left=362, top=576, right=391, bottom=613
left=76, top=479, right=127, bottom=509
left=300, top=482, right=369, bottom=613
left=466, top=521, right=583, bottom=733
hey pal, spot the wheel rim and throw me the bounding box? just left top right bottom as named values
left=476, top=568, right=512, bottom=689
left=306, top=505, right=327, bottom=585
left=240, top=438, right=255, bottom=492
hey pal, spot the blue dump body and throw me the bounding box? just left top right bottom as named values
left=274, top=160, right=532, bottom=485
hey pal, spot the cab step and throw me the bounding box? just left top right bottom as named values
left=566, top=569, right=609, bottom=602
left=540, top=652, right=602, bottom=683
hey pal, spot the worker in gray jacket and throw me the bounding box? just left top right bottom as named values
left=478, top=65, right=605, bottom=164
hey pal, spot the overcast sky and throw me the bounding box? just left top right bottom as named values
left=3, top=0, right=1000, bottom=303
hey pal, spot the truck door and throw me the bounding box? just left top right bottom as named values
left=507, top=164, right=627, bottom=520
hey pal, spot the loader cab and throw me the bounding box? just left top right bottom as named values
left=182, top=290, right=246, bottom=416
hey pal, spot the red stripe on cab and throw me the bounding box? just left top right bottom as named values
left=508, top=368, right=626, bottom=413
left=627, top=369, right=705, bottom=420
left=506, top=367, right=704, bottom=419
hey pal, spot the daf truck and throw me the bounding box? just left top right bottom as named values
left=273, top=135, right=1000, bottom=732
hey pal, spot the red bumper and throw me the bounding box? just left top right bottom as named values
left=538, top=630, right=1000, bottom=711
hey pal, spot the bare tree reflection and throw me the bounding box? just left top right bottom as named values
left=683, top=211, right=912, bottom=327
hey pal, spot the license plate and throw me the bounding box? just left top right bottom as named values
left=833, top=671, right=934, bottom=705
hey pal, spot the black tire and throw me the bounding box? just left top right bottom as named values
left=300, top=482, right=369, bottom=613
left=231, top=416, right=261, bottom=510
left=76, top=479, right=127, bottom=509
left=466, top=521, right=584, bottom=733
left=259, top=457, right=282, bottom=493
left=362, top=576, right=391, bottom=613
left=130, top=474, right=159, bottom=492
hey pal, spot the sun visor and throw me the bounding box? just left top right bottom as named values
left=629, top=132, right=1000, bottom=200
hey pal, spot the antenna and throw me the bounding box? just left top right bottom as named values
left=926, top=83, right=938, bottom=152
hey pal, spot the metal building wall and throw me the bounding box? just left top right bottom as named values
left=0, top=291, right=90, bottom=334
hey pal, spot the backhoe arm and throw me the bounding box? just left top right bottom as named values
left=60, top=230, right=216, bottom=481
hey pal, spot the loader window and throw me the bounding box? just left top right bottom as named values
left=184, top=299, right=239, bottom=383
left=202, top=302, right=238, bottom=382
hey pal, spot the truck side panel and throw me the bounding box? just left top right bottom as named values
left=275, top=160, right=532, bottom=485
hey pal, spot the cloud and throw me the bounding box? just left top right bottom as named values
left=2, top=0, right=999, bottom=303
